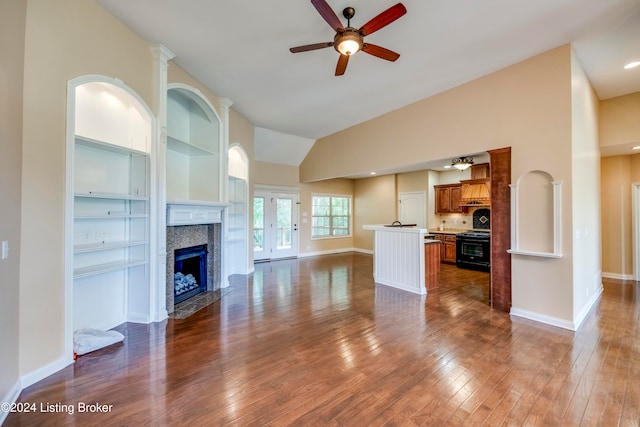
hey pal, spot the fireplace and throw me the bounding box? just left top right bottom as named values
left=166, top=223, right=222, bottom=313
left=174, top=244, right=208, bottom=304
left=165, top=203, right=226, bottom=314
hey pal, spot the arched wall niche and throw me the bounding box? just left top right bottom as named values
left=166, top=84, right=222, bottom=203
left=508, top=170, right=563, bottom=258
left=66, top=75, right=155, bottom=361
left=229, top=144, right=249, bottom=180
left=75, top=77, right=153, bottom=152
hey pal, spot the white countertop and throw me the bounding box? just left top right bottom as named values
left=363, top=224, right=429, bottom=233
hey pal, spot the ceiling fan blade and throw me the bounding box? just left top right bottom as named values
left=290, top=42, right=333, bottom=53
left=362, top=44, right=400, bottom=61
left=335, top=54, right=349, bottom=76
left=359, top=3, right=407, bottom=36
left=310, top=0, right=344, bottom=31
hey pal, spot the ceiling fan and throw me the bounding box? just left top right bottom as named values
left=289, top=0, right=407, bottom=76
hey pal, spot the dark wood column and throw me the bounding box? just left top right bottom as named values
left=489, top=147, right=511, bottom=312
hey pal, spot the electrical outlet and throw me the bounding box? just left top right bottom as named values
left=1, top=240, right=9, bottom=260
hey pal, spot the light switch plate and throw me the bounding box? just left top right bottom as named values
left=1, top=240, right=8, bottom=260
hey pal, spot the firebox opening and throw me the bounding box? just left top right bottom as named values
left=174, top=244, right=208, bottom=305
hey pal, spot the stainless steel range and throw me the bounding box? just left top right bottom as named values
left=456, top=230, right=490, bottom=272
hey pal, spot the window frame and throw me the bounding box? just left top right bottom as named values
left=311, top=193, right=353, bottom=240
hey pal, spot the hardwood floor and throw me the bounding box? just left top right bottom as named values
left=5, top=253, right=640, bottom=426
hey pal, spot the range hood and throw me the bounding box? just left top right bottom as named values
left=459, top=178, right=490, bottom=206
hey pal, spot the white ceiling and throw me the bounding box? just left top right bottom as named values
left=97, top=0, right=640, bottom=167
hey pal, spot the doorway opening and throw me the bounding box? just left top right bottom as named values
left=254, top=187, right=299, bottom=262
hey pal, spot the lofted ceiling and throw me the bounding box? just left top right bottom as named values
left=97, top=0, right=640, bottom=167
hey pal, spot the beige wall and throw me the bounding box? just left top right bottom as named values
left=301, top=45, right=583, bottom=323
left=301, top=46, right=573, bottom=184
left=229, top=109, right=255, bottom=173
left=599, top=91, right=640, bottom=148
left=253, top=161, right=299, bottom=187
left=20, top=0, right=156, bottom=377
left=0, top=0, right=26, bottom=407
left=353, top=175, right=397, bottom=250
left=601, top=156, right=633, bottom=276
left=397, top=170, right=429, bottom=193
left=168, top=63, right=225, bottom=117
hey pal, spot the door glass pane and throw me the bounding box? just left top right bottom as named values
left=276, top=198, right=292, bottom=249
left=253, top=197, right=264, bottom=251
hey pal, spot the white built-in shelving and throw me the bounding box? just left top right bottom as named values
left=227, top=146, right=250, bottom=275
left=166, top=87, right=221, bottom=203
left=69, top=79, right=153, bottom=332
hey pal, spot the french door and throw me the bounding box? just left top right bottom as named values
left=254, top=190, right=299, bottom=261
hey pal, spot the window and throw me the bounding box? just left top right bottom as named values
left=312, top=194, right=352, bottom=238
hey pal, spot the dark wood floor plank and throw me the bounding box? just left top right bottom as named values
left=5, top=255, right=640, bottom=426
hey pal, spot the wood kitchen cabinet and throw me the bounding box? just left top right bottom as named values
left=470, top=163, right=490, bottom=180
left=435, top=184, right=462, bottom=214
left=431, top=233, right=457, bottom=264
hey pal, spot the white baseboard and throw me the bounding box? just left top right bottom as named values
left=0, top=379, right=22, bottom=425
left=510, top=284, right=603, bottom=331
left=127, top=313, right=151, bottom=324
left=573, top=285, right=603, bottom=330
left=153, top=310, right=169, bottom=323
left=298, top=247, right=371, bottom=258
left=374, top=278, right=426, bottom=295
left=510, top=307, right=576, bottom=331
left=20, top=356, right=73, bottom=389
left=602, top=272, right=634, bottom=280
left=353, top=248, right=374, bottom=255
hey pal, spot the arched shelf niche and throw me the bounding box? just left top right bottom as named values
left=166, top=84, right=222, bottom=203
left=508, top=170, right=562, bottom=258
left=227, top=144, right=251, bottom=275
left=66, top=75, right=155, bottom=360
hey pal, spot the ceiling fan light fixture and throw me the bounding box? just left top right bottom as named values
left=335, top=30, right=363, bottom=56
left=451, top=156, right=474, bottom=171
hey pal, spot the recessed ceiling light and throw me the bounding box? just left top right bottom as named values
left=443, top=165, right=452, bottom=169
left=624, top=61, right=640, bottom=69
left=370, top=171, right=377, bottom=175
left=632, top=146, right=640, bottom=150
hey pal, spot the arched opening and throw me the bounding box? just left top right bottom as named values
left=66, top=76, right=154, bottom=360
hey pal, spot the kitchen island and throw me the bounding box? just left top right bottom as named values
left=363, top=225, right=440, bottom=295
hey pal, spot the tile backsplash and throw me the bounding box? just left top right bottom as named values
left=433, top=213, right=473, bottom=230
left=433, top=207, right=491, bottom=230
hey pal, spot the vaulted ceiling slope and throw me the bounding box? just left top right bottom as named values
left=97, top=0, right=640, bottom=145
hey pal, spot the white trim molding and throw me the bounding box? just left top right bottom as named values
left=602, top=272, right=634, bottom=281
left=298, top=247, right=373, bottom=258
left=0, top=379, right=22, bottom=425
left=20, top=357, right=72, bottom=389
left=508, top=173, right=563, bottom=258
left=633, top=182, right=640, bottom=281
left=510, top=285, right=602, bottom=332
left=167, top=201, right=228, bottom=226
left=510, top=307, right=575, bottom=331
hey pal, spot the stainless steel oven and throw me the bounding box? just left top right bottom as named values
left=456, top=231, right=490, bottom=272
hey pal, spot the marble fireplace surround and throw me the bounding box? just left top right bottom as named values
left=166, top=203, right=226, bottom=314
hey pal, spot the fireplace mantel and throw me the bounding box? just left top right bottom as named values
left=167, top=200, right=228, bottom=226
